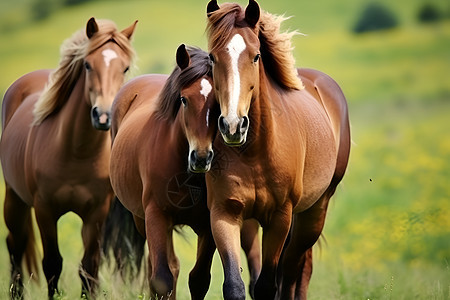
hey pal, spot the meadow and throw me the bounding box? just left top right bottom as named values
left=0, top=0, right=449, bottom=299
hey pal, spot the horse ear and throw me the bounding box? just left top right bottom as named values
left=207, top=0, right=220, bottom=17
left=176, top=44, right=190, bottom=70
left=245, top=0, right=260, bottom=28
left=86, top=17, right=99, bottom=39
left=121, top=20, right=138, bottom=40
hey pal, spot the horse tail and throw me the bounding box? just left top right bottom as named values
left=24, top=212, right=39, bottom=282
left=102, top=196, right=146, bottom=279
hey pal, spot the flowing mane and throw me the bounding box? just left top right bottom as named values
left=206, top=2, right=303, bottom=90
left=32, top=20, right=135, bottom=125
left=154, top=47, right=212, bottom=120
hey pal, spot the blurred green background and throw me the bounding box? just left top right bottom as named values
left=0, top=0, right=449, bottom=299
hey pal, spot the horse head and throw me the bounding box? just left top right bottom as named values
left=176, top=44, right=219, bottom=172
left=207, top=0, right=261, bottom=146
left=84, top=17, right=137, bottom=130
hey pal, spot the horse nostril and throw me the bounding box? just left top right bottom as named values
left=241, top=116, right=249, bottom=131
left=91, top=107, right=99, bottom=120
left=190, top=150, right=197, bottom=163
left=206, top=150, right=214, bottom=164
left=91, top=107, right=111, bottom=130
left=218, top=116, right=229, bottom=134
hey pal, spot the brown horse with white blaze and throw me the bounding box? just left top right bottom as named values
left=206, top=1, right=350, bottom=299
left=0, top=18, right=136, bottom=299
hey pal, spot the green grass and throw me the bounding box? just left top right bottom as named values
left=309, top=99, right=450, bottom=299
left=295, top=23, right=450, bottom=103
left=1, top=0, right=450, bottom=299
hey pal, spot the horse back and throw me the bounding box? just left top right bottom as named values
left=297, top=68, right=350, bottom=182
left=2, top=69, right=52, bottom=129
left=111, top=74, right=168, bottom=141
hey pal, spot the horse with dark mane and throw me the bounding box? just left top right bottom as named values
left=0, top=18, right=137, bottom=299
left=205, top=1, right=351, bottom=299
left=107, top=45, right=261, bottom=299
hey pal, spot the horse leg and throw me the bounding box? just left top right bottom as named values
left=79, top=206, right=109, bottom=298
left=133, top=214, right=146, bottom=237
left=188, top=229, right=216, bottom=300
left=278, top=190, right=333, bottom=300
left=209, top=202, right=246, bottom=300
left=4, top=186, right=34, bottom=299
left=295, top=248, right=313, bottom=300
left=145, top=202, right=175, bottom=299
left=167, top=231, right=180, bottom=299
left=254, top=203, right=293, bottom=300
left=34, top=205, right=63, bottom=299
left=240, top=219, right=261, bottom=299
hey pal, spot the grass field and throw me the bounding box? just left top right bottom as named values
left=1, top=0, right=449, bottom=299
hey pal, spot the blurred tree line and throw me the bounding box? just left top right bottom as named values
left=1, top=0, right=449, bottom=35
left=32, top=0, right=92, bottom=21
left=29, top=0, right=450, bottom=26
left=353, top=2, right=449, bottom=34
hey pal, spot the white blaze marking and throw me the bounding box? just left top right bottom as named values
left=102, top=49, right=118, bottom=68
left=200, top=78, right=212, bottom=102
left=206, top=108, right=210, bottom=128
left=226, top=34, right=246, bottom=134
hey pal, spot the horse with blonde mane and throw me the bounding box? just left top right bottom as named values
left=0, top=17, right=136, bottom=299
left=205, top=1, right=350, bottom=299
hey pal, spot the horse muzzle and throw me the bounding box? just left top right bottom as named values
left=218, top=115, right=249, bottom=146
left=188, top=149, right=214, bottom=173
left=91, top=107, right=111, bottom=131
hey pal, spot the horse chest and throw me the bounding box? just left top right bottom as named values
left=52, top=184, right=96, bottom=207
left=250, top=165, right=295, bottom=219
left=33, top=159, right=111, bottom=206
left=23, top=176, right=108, bottom=219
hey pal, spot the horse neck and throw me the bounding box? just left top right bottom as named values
left=156, top=110, right=189, bottom=163
left=173, top=111, right=189, bottom=154
left=57, top=73, right=109, bottom=158
left=246, top=66, right=277, bottom=152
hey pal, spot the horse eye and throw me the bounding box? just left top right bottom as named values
left=124, top=66, right=129, bottom=74
left=84, top=62, right=92, bottom=71
left=253, top=54, right=260, bottom=63
left=208, top=53, right=215, bottom=64
left=180, top=96, right=187, bottom=106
